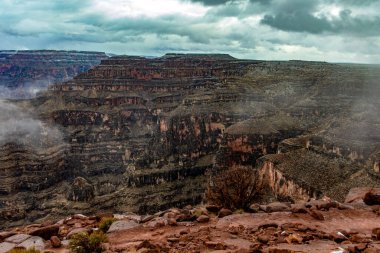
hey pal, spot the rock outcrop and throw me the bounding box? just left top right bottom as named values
left=0, top=54, right=379, bottom=227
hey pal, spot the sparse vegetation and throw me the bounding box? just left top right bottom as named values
left=9, top=248, right=40, bottom=253
left=206, top=167, right=263, bottom=210
left=69, top=231, right=107, bottom=253
left=98, top=217, right=115, bottom=233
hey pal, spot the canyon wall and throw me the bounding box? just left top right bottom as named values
left=0, top=50, right=108, bottom=98
left=0, top=54, right=379, bottom=227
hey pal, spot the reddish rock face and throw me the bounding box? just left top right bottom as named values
left=0, top=54, right=379, bottom=227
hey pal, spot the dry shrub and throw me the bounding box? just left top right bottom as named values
left=207, top=167, right=262, bottom=210
left=98, top=217, right=115, bottom=233
left=69, top=231, right=107, bottom=253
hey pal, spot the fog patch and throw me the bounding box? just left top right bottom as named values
left=0, top=100, right=64, bottom=148
left=0, top=79, right=51, bottom=99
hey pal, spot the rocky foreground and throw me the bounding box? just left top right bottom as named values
left=0, top=187, right=379, bottom=253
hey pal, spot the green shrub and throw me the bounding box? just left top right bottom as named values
left=69, top=231, right=107, bottom=253
left=98, top=217, right=115, bottom=233
left=9, top=248, right=40, bottom=253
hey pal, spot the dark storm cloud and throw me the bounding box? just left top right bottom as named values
left=261, top=12, right=332, bottom=34
left=260, top=0, right=380, bottom=36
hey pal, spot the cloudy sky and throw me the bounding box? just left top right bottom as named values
left=1, top=0, right=380, bottom=63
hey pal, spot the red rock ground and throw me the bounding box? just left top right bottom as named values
left=105, top=208, right=380, bottom=253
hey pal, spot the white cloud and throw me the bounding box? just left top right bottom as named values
left=90, top=0, right=209, bottom=18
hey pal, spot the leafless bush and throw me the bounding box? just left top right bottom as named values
left=206, top=167, right=263, bottom=210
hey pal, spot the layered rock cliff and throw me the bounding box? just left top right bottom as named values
left=0, top=50, right=108, bottom=98
left=0, top=54, right=379, bottom=228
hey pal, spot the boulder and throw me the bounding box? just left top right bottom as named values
left=18, top=236, right=45, bottom=251
left=5, top=234, right=31, bottom=244
left=345, top=187, right=380, bottom=204
left=218, top=208, right=233, bottom=218
left=145, top=217, right=166, bottom=228
left=0, top=242, right=17, bottom=253
left=108, top=220, right=140, bottom=233
left=0, top=232, right=16, bottom=241
left=364, top=190, right=380, bottom=205
left=291, top=203, right=308, bottom=213
left=196, top=215, right=210, bottom=223
left=263, top=202, right=291, bottom=213
left=29, top=225, right=59, bottom=240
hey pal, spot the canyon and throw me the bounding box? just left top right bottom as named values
left=0, top=52, right=379, bottom=228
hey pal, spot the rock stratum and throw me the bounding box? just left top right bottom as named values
left=0, top=53, right=379, bottom=228
left=0, top=50, right=107, bottom=98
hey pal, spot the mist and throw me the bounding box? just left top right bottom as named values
left=0, top=100, right=64, bottom=148
left=0, top=80, right=51, bottom=99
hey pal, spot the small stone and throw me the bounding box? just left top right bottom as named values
left=249, top=203, right=260, bottom=213
left=61, top=239, right=70, bottom=248
left=196, top=215, right=210, bottom=223
left=331, top=231, right=348, bottom=243
left=218, top=208, right=233, bottom=218
left=179, top=229, right=189, bottom=235
left=257, top=235, right=270, bottom=244
left=258, top=223, right=278, bottom=229
left=50, top=236, right=61, bottom=248
left=167, top=218, right=177, bottom=226
left=167, top=237, right=180, bottom=243
left=72, top=214, right=89, bottom=220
